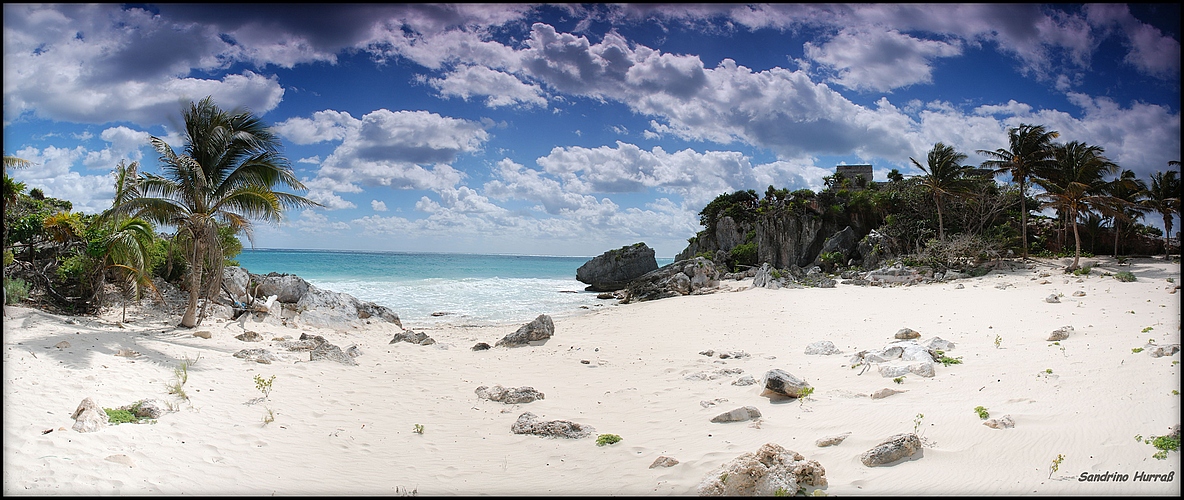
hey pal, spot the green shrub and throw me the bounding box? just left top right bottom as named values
left=974, top=406, right=990, bottom=420
left=968, top=266, right=990, bottom=277
left=1114, top=271, right=1136, bottom=282
left=3, top=248, right=13, bottom=266
left=938, top=355, right=963, bottom=366
left=728, top=242, right=758, bottom=271
left=104, top=407, right=141, bottom=424
left=596, top=433, right=622, bottom=446
left=4, top=277, right=30, bottom=304
left=1072, top=266, right=1091, bottom=276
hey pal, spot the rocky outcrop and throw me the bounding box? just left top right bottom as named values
left=495, top=314, right=555, bottom=347
left=475, top=385, right=545, bottom=404
left=621, top=257, right=720, bottom=303
left=815, top=226, right=858, bottom=268
left=222, top=268, right=402, bottom=331
left=510, top=412, right=594, bottom=439
left=850, top=340, right=939, bottom=378
left=70, top=397, right=107, bottom=433
left=390, top=330, right=436, bottom=346
left=860, top=433, right=922, bottom=466
left=697, top=443, right=828, bottom=496
left=576, top=243, right=659, bottom=292
left=761, top=369, right=811, bottom=398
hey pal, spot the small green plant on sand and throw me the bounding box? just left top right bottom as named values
left=1138, top=434, right=1180, bottom=460
left=1049, top=454, right=1065, bottom=478
left=994, top=335, right=1002, bottom=349
left=773, top=487, right=790, bottom=497
left=893, top=376, right=905, bottom=384
left=104, top=407, right=144, bottom=424
left=1142, top=326, right=1154, bottom=333
left=1114, top=271, right=1136, bottom=282
left=262, top=408, right=275, bottom=426
left=167, top=355, right=200, bottom=401
left=1132, top=347, right=1144, bottom=353
left=974, top=406, right=990, bottom=420
left=254, top=374, right=276, bottom=400
left=1171, top=390, right=1178, bottom=396
left=1072, top=266, right=1092, bottom=276
left=938, top=354, right=963, bottom=366
left=596, top=433, right=622, bottom=446
left=913, top=413, right=924, bottom=435
left=413, top=423, right=424, bottom=435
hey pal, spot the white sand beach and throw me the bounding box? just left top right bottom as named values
left=3, top=256, right=1180, bottom=495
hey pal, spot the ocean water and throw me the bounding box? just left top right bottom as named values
left=235, top=249, right=675, bottom=327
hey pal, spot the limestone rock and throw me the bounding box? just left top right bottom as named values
left=222, top=266, right=252, bottom=304
left=908, top=362, right=936, bottom=378
left=495, top=314, right=555, bottom=347
left=235, top=331, right=262, bottom=342
left=1047, top=326, right=1074, bottom=341
left=927, top=337, right=955, bottom=351
left=510, top=412, right=594, bottom=439
left=119, top=399, right=165, bottom=419
left=762, top=369, right=811, bottom=398
left=878, top=364, right=910, bottom=378
left=870, top=388, right=906, bottom=400
left=983, top=415, right=1015, bottom=429
left=105, top=454, right=135, bottom=467
left=732, top=375, right=757, bottom=386
left=243, top=271, right=402, bottom=330
left=70, top=397, right=107, bottom=433
left=576, top=243, right=659, bottom=292
left=1148, top=344, right=1181, bottom=358
left=1072, top=290, right=1086, bottom=297
left=622, top=257, right=719, bottom=303
left=650, top=456, right=680, bottom=468
left=233, top=348, right=281, bottom=364
left=804, top=341, right=842, bottom=355
left=686, top=368, right=745, bottom=381
left=894, top=328, right=921, bottom=340
left=475, top=385, right=545, bottom=404
left=471, top=342, right=492, bottom=351
left=815, top=432, right=851, bottom=447
left=192, top=331, right=212, bottom=339
left=345, top=345, right=362, bottom=358
left=815, top=226, right=859, bottom=269
left=389, top=330, right=436, bottom=346
left=1045, top=294, right=1060, bottom=303
left=711, top=406, right=762, bottom=423
left=311, top=341, right=357, bottom=366
left=860, top=433, right=922, bottom=466
left=697, top=443, right=828, bottom=496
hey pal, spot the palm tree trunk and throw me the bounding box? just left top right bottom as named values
left=1071, top=211, right=1081, bottom=270
left=1113, top=220, right=1120, bottom=257
left=1165, top=214, right=1174, bottom=260
left=936, top=194, right=945, bottom=241
left=181, top=241, right=203, bottom=328
left=1019, top=179, right=1028, bottom=259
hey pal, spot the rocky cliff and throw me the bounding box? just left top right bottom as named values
left=677, top=211, right=876, bottom=271
left=576, top=242, right=659, bottom=291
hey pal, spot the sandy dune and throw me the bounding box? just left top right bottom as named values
left=3, top=256, right=1180, bottom=495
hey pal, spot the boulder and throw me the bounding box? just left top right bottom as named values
left=495, top=314, right=555, bottom=347
left=311, top=341, right=357, bottom=366
left=815, top=432, right=851, bottom=447
left=804, top=341, right=842, bottom=355
left=510, top=412, right=594, bottom=439
left=475, top=385, right=545, bottom=404
left=927, top=337, right=955, bottom=351
left=223, top=266, right=252, bottom=304
left=390, top=330, right=437, bottom=346
left=471, top=342, right=492, bottom=351
left=650, top=456, right=680, bottom=469
left=242, top=272, right=402, bottom=330
left=752, top=263, right=787, bottom=290
left=983, top=415, right=1015, bottom=429
left=894, top=328, right=921, bottom=340
left=622, top=257, right=720, bottom=303
left=860, top=433, right=922, bottom=466
left=576, top=243, right=659, bottom=292
left=711, top=406, right=762, bottom=423
left=193, top=331, right=212, bottom=339
left=1047, top=326, right=1074, bottom=341
left=70, top=397, right=108, bottom=433
left=253, top=272, right=309, bottom=303
left=857, top=230, right=889, bottom=269
left=697, top=443, right=828, bottom=496
left=761, top=369, right=811, bottom=398
left=1045, top=294, right=1061, bottom=303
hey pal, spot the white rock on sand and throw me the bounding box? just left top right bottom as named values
left=1, top=256, right=1179, bottom=495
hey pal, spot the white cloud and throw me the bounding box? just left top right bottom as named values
left=371, top=200, right=387, bottom=212
left=289, top=209, right=352, bottom=234
left=804, top=28, right=962, bottom=92
left=273, top=110, right=360, bottom=144
left=428, top=65, right=548, bottom=108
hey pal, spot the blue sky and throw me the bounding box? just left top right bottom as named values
left=4, top=4, right=1180, bottom=257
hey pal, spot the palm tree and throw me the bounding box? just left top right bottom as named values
left=1145, top=167, right=1180, bottom=259
left=1097, top=169, right=1148, bottom=256
left=910, top=142, right=976, bottom=240
left=107, top=96, right=320, bottom=327
left=3, top=154, right=33, bottom=248
left=1032, top=141, right=1118, bottom=271
left=977, top=124, right=1060, bottom=259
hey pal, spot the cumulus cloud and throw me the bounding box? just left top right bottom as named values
left=427, top=65, right=548, bottom=108
left=290, top=209, right=352, bottom=234
left=804, top=28, right=962, bottom=92
left=371, top=200, right=387, bottom=212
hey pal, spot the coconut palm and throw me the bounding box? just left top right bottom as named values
left=1032, top=141, right=1118, bottom=271
left=910, top=142, right=976, bottom=241
left=976, top=123, right=1060, bottom=259
left=1145, top=167, right=1180, bottom=259
left=107, top=96, right=320, bottom=327
left=1097, top=169, right=1148, bottom=256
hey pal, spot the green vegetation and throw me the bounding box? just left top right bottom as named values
left=893, top=376, right=905, bottom=384
left=168, top=353, right=200, bottom=401
left=1132, top=347, right=1144, bottom=353
left=104, top=407, right=141, bottom=424
left=1049, top=454, right=1065, bottom=478
left=913, top=413, right=924, bottom=435
left=994, top=335, right=1002, bottom=349
left=596, top=433, right=622, bottom=446
left=254, top=374, right=276, bottom=400
left=1045, top=368, right=1053, bottom=374
left=1137, top=434, right=1179, bottom=460
left=1114, top=271, right=1136, bottom=282
left=1142, top=326, right=1154, bottom=333
left=4, top=277, right=29, bottom=304
left=937, top=354, right=963, bottom=366
left=974, top=406, right=990, bottom=420
left=1072, top=266, right=1092, bottom=276
left=413, top=423, right=425, bottom=435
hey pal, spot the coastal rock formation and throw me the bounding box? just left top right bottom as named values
left=621, top=257, right=720, bottom=303
left=697, top=443, right=828, bottom=496
left=860, top=433, right=922, bottom=466
left=226, top=270, right=402, bottom=331
left=311, top=340, right=357, bottom=366
left=495, top=314, right=555, bottom=347
left=761, top=369, right=811, bottom=398
left=856, top=230, right=890, bottom=270
left=510, top=412, right=594, bottom=439
left=804, top=341, right=842, bottom=355
left=576, top=243, right=659, bottom=292
left=70, top=397, right=107, bottom=433
left=815, top=432, right=851, bottom=447
left=389, top=330, right=436, bottom=346
left=851, top=340, right=939, bottom=378
left=475, top=385, right=545, bottom=404
left=865, top=264, right=922, bottom=285
left=711, top=406, right=762, bottom=423
left=814, top=226, right=858, bottom=269
left=650, top=456, right=680, bottom=468
left=1047, top=326, right=1074, bottom=341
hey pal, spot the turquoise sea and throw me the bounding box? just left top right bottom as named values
left=235, top=249, right=675, bottom=327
